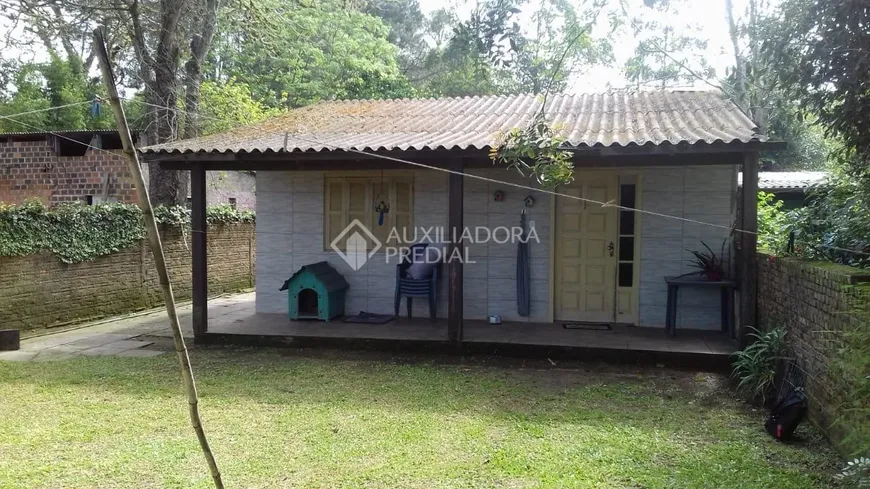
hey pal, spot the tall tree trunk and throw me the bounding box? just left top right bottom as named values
left=133, top=0, right=190, bottom=206
left=183, top=0, right=220, bottom=140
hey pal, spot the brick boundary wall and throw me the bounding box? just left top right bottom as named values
left=757, top=252, right=870, bottom=447
left=0, top=223, right=255, bottom=331
left=0, top=140, right=138, bottom=205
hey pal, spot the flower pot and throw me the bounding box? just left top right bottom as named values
left=705, top=269, right=724, bottom=281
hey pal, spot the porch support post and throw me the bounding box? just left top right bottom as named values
left=738, top=151, right=758, bottom=345
left=191, top=163, right=208, bottom=339
left=447, top=156, right=464, bottom=346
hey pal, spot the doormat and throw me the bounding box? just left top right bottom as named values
left=343, top=312, right=396, bottom=324
left=562, top=323, right=612, bottom=331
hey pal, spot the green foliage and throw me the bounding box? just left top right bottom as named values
left=731, top=326, right=788, bottom=404
left=762, top=0, right=870, bottom=175
left=836, top=457, right=870, bottom=488
left=198, top=78, right=280, bottom=135
left=0, top=200, right=144, bottom=264
left=782, top=168, right=870, bottom=268
left=0, top=56, right=110, bottom=132
left=0, top=200, right=254, bottom=264
left=830, top=288, right=870, bottom=457
left=758, top=191, right=790, bottom=252
left=490, top=112, right=575, bottom=188
left=212, top=0, right=414, bottom=109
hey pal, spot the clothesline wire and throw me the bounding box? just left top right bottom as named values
left=3, top=98, right=870, bottom=259
left=0, top=100, right=92, bottom=120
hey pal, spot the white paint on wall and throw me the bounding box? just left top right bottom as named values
left=637, top=165, right=738, bottom=329
left=255, top=165, right=737, bottom=330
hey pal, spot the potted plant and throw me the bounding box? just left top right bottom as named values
left=686, top=240, right=727, bottom=281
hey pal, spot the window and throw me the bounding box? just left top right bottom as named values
left=228, top=197, right=237, bottom=209
left=324, top=176, right=413, bottom=249
left=617, top=183, right=637, bottom=287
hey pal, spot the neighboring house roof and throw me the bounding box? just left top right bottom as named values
left=279, top=261, right=349, bottom=293
left=142, top=90, right=766, bottom=155
left=739, top=171, right=829, bottom=191
left=0, top=129, right=120, bottom=137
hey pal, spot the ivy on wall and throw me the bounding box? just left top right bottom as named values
left=0, top=200, right=255, bottom=264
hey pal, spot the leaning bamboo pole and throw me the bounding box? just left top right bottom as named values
left=92, top=28, right=224, bottom=489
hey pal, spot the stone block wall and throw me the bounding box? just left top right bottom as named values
left=757, top=252, right=870, bottom=442
left=0, top=223, right=255, bottom=331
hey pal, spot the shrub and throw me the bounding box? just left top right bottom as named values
left=731, top=326, right=788, bottom=404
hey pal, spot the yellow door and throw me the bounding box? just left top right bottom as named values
left=555, top=172, right=619, bottom=323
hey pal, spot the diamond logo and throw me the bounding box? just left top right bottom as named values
left=330, top=219, right=381, bottom=271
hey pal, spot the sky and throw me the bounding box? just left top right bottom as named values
left=419, top=0, right=754, bottom=93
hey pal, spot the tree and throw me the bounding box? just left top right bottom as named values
left=622, top=0, right=713, bottom=89
left=762, top=0, right=870, bottom=176
left=210, top=0, right=413, bottom=108
left=196, top=78, right=279, bottom=136
left=0, top=56, right=111, bottom=132
left=1, top=0, right=225, bottom=205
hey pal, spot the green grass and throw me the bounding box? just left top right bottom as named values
left=0, top=348, right=841, bottom=488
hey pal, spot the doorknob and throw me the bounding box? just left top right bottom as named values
left=607, top=241, right=614, bottom=257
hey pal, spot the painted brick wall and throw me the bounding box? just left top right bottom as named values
left=637, top=165, right=738, bottom=329
left=757, top=253, right=870, bottom=445
left=255, top=170, right=551, bottom=321
left=0, top=140, right=138, bottom=205
left=0, top=223, right=255, bottom=331
left=1, top=138, right=256, bottom=209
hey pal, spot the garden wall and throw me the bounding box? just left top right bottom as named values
left=757, top=252, right=870, bottom=447
left=0, top=223, right=255, bottom=331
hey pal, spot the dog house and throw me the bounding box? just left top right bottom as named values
left=279, top=261, right=349, bottom=321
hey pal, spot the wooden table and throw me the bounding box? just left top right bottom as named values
left=665, top=275, right=737, bottom=337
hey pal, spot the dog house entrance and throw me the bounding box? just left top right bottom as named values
left=298, top=288, right=319, bottom=318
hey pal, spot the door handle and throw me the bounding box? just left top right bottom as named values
left=607, top=241, right=614, bottom=257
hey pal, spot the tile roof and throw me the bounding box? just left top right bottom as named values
left=740, top=171, right=829, bottom=191
left=142, top=90, right=765, bottom=155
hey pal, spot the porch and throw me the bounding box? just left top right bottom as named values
left=200, top=294, right=735, bottom=370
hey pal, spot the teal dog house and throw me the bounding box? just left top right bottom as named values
left=279, top=261, right=349, bottom=321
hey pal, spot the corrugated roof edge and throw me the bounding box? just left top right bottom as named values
left=140, top=137, right=770, bottom=155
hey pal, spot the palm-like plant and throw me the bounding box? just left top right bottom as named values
left=686, top=239, right=728, bottom=281
left=731, top=326, right=788, bottom=404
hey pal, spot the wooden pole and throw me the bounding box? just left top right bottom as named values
left=447, top=155, right=464, bottom=346
left=739, top=151, right=759, bottom=347
left=191, top=163, right=208, bottom=338
left=93, top=28, right=224, bottom=489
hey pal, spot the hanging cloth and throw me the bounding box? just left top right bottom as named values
left=516, top=210, right=531, bottom=317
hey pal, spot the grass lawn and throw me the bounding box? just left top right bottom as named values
left=0, top=347, right=841, bottom=488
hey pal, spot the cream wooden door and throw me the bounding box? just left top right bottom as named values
left=555, top=173, right=619, bottom=323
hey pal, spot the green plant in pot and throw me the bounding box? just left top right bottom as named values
left=686, top=240, right=728, bottom=281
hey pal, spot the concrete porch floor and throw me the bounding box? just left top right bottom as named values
left=2, top=292, right=735, bottom=369
left=207, top=312, right=734, bottom=356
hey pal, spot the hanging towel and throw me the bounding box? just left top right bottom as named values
left=517, top=211, right=531, bottom=317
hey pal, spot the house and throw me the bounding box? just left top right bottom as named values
left=142, top=91, right=782, bottom=361
left=0, top=129, right=255, bottom=209
left=739, top=171, right=828, bottom=209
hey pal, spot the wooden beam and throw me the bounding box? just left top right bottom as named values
left=447, top=156, right=464, bottom=346
left=738, top=152, right=759, bottom=346
left=191, top=163, right=208, bottom=338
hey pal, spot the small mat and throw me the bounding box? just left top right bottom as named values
left=562, top=323, right=612, bottom=331
left=343, top=312, right=396, bottom=324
